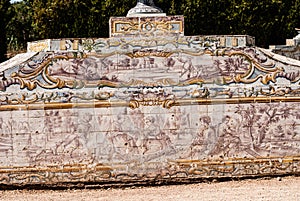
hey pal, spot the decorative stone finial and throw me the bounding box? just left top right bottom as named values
left=137, top=0, right=156, bottom=6
left=127, top=0, right=166, bottom=17
left=294, top=28, right=300, bottom=45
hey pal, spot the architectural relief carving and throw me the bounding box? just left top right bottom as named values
left=0, top=3, right=300, bottom=187
left=0, top=101, right=299, bottom=185
left=2, top=47, right=299, bottom=94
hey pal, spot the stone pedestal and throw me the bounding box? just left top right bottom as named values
left=109, top=15, right=184, bottom=37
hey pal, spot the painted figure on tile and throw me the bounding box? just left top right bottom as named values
left=142, top=115, right=172, bottom=155
left=164, top=113, right=180, bottom=140
left=105, top=112, right=140, bottom=160
left=55, top=112, right=92, bottom=154
left=129, top=109, right=145, bottom=130
left=107, top=132, right=139, bottom=160
left=164, top=57, right=176, bottom=71
left=210, top=115, right=241, bottom=157
left=111, top=115, right=128, bottom=132
left=190, top=116, right=216, bottom=158
left=30, top=110, right=91, bottom=164
left=144, top=116, right=160, bottom=139
left=128, top=109, right=145, bottom=147
left=178, top=56, right=196, bottom=79
left=0, top=117, right=12, bottom=154
left=44, top=110, right=63, bottom=134
left=163, top=108, right=190, bottom=140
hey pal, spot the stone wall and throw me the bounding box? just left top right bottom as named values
left=0, top=102, right=300, bottom=185
left=1, top=15, right=300, bottom=186
left=269, top=29, right=300, bottom=60
left=272, top=46, right=300, bottom=61
left=0, top=38, right=300, bottom=186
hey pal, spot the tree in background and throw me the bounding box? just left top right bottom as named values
left=3, top=0, right=300, bottom=59
left=6, top=1, right=33, bottom=54
left=289, top=0, right=300, bottom=35
left=227, top=0, right=297, bottom=47
left=26, top=0, right=135, bottom=39
left=0, top=0, right=11, bottom=62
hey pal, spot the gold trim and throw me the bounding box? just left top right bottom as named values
left=0, top=155, right=299, bottom=186
left=0, top=163, right=113, bottom=174
left=0, top=155, right=298, bottom=173
left=173, top=155, right=300, bottom=166
left=232, top=37, right=238, bottom=47
left=0, top=96, right=300, bottom=111
left=60, top=40, right=66, bottom=50
left=126, top=51, right=173, bottom=58
left=28, top=41, right=49, bottom=52
left=112, top=20, right=183, bottom=35
left=112, top=20, right=139, bottom=34
left=73, top=40, right=79, bottom=50
left=174, top=96, right=300, bottom=106
left=6, top=48, right=290, bottom=91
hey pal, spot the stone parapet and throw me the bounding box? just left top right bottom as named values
left=269, top=28, right=300, bottom=61
left=2, top=1, right=300, bottom=188
left=27, top=35, right=255, bottom=53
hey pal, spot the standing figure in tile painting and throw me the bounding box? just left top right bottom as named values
left=0, top=117, right=12, bottom=154
left=210, top=115, right=241, bottom=157
left=189, top=116, right=216, bottom=158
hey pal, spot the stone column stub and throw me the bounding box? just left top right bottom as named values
left=294, top=28, right=300, bottom=45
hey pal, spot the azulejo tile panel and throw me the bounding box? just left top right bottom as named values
left=1, top=14, right=300, bottom=186
left=0, top=102, right=298, bottom=185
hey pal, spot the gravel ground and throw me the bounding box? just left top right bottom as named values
left=0, top=176, right=299, bottom=201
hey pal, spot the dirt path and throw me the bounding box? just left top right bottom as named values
left=0, top=176, right=299, bottom=201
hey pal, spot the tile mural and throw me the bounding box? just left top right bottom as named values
left=0, top=9, right=300, bottom=186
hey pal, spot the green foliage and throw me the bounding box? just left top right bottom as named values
left=26, top=0, right=135, bottom=39
left=0, top=0, right=11, bottom=62
left=6, top=1, right=33, bottom=52
left=3, top=0, right=300, bottom=59
left=227, top=0, right=294, bottom=47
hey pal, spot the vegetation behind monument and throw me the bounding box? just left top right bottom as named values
left=1, top=0, right=300, bottom=61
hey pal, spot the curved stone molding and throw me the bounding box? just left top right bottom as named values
left=2, top=47, right=300, bottom=93
left=0, top=156, right=299, bottom=186
left=1, top=13, right=300, bottom=187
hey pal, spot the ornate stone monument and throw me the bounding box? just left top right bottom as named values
left=110, top=0, right=179, bottom=38
left=0, top=1, right=299, bottom=188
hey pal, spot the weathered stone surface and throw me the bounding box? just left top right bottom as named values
left=0, top=9, right=300, bottom=187
left=127, top=0, right=165, bottom=17
left=270, top=28, right=300, bottom=60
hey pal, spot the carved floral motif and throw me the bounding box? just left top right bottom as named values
left=1, top=35, right=300, bottom=186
